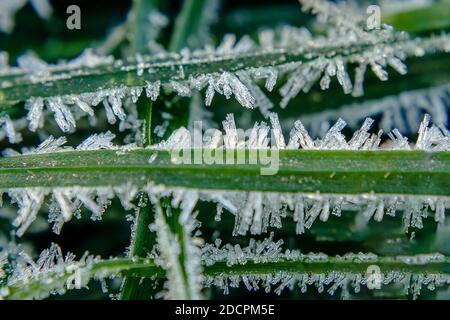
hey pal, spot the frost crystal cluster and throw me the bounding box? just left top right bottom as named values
left=0, top=0, right=52, bottom=33
left=1, top=2, right=449, bottom=134
left=0, top=0, right=449, bottom=301
left=1, top=113, right=448, bottom=238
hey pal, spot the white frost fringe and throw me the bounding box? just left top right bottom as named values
left=1, top=243, right=97, bottom=299
left=150, top=199, right=204, bottom=300
left=2, top=235, right=448, bottom=299
left=291, top=84, right=450, bottom=136
left=2, top=0, right=449, bottom=132
left=203, top=233, right=450, bottom=299
left=1, top=114, right=449, bottom=236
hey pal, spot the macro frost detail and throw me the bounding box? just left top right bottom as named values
left=1, top=0, right=449, bottom=301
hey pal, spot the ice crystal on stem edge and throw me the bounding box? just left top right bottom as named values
left=0, top=114, right=448, bottom=236
left=150, top=199, right=203, bottom=300
left=2, top=19, right=449, bottom=133
left=1, top=236, right=449, bottom=300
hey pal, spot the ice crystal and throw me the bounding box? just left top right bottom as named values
left=221, top=191, right=447, bottom=235
left=1, top=243, right=99, bottom=299
left=0, top=251, right=7, bottom=279
left=28, top=136, right=70, bottom=154
left=8, top=48, right=112, bottom=77
left=298, top=0, right=389, bottom=43
left=150, top=200, right=203, bottom=299
left=9, top=189, right=46, bottom=237
left=47, top=97, right=76, bottom=132
left=5, top=25, right=449, bottom=131
left=202, top=232, right=298, bottom=267
left=25, top=97, right=44, bottom=131
left=145, top=80, right=161, bottom=101
left=2, top=114, right=448, bottom=236
left=3, top=240, right=445, bottom=299
left=76, top=132, right=116, bottom=151
left=294, top=84, right=450, bottom=136
left=140, top=183, right=449, bottom=237
left=0, top=115, right=22, bottom=144
left=2, top=182, right=449, bottom=239
left=0, top=0, right=52, bottom=34
left=269, top=113, right=286, bottom=149
left=45, top=186, right=116, bottom=234
left=237, top=72, right=273, bottom=116
left=22, top=86, right=141, bottom=133
left=248, top=122, right=270, bottom=149
left=1, top=133, right=138, bottom=234
left=0, top=1, right=24, bottom=33
left=216, top=72, right=256, bottom=108
left=222, top=114, right=240, bottom=149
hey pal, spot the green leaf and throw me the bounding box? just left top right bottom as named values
left=3, top=253, right=450, bottom=300
left=222, top=1, right=450, bottom=35
left=2, top=257, right=162, bottom=300
left=0, top=34, right=421, bottom=105
left=281, top=54, right=450, bottom=117
left=383, top=1, right=450, bottom=33
left=119, top=198, right=156, bottom=300
left=129, top=0, right=161, bottom=54
left=0, top=150, right=448, bottom=195
left=169, top=0, right=212, bottom=52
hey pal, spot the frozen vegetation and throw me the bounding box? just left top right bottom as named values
left=0, top=0, right=449, bottom=300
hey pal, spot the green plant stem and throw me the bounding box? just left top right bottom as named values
left=136, top=96, right=153, bottom=146
left=3, top=254, right=450, bottom=300
left=169, top=0, right=209, bottom=52
left=120, top=13, right=156, bottom=295
left=221, top=2, right=450, bottom=35
left=119, top=198, right=156, bottom=300
left=119, top=98, right=154, bottom=299
left=382, top=0, right=450, bottom=33
left=129, top=0, right=159, bottom=54
left=156, top=199, right=200, bottom=299
left=0, top=150, right=448, bottom=196
left=0, top=37, right=408, bottom=105
left=2, top=258, right=162, bottom=300
left=121, top=0, right=209, bottom=297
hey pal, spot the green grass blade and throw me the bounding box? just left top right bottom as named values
left=3, top=253, right=450, bottom=300
left=0, top=150, right=448, bottom=196
left=169, top=0, right=212, bottom=52
left=383, top=1, right=450, bottom=33
left=2, top=258, right=162, bottom=300
left=0, top=34, right=426, bottom=105
left=129, top=0, right=160, bottom=54
left=119, top=199, right=156, bottom=300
